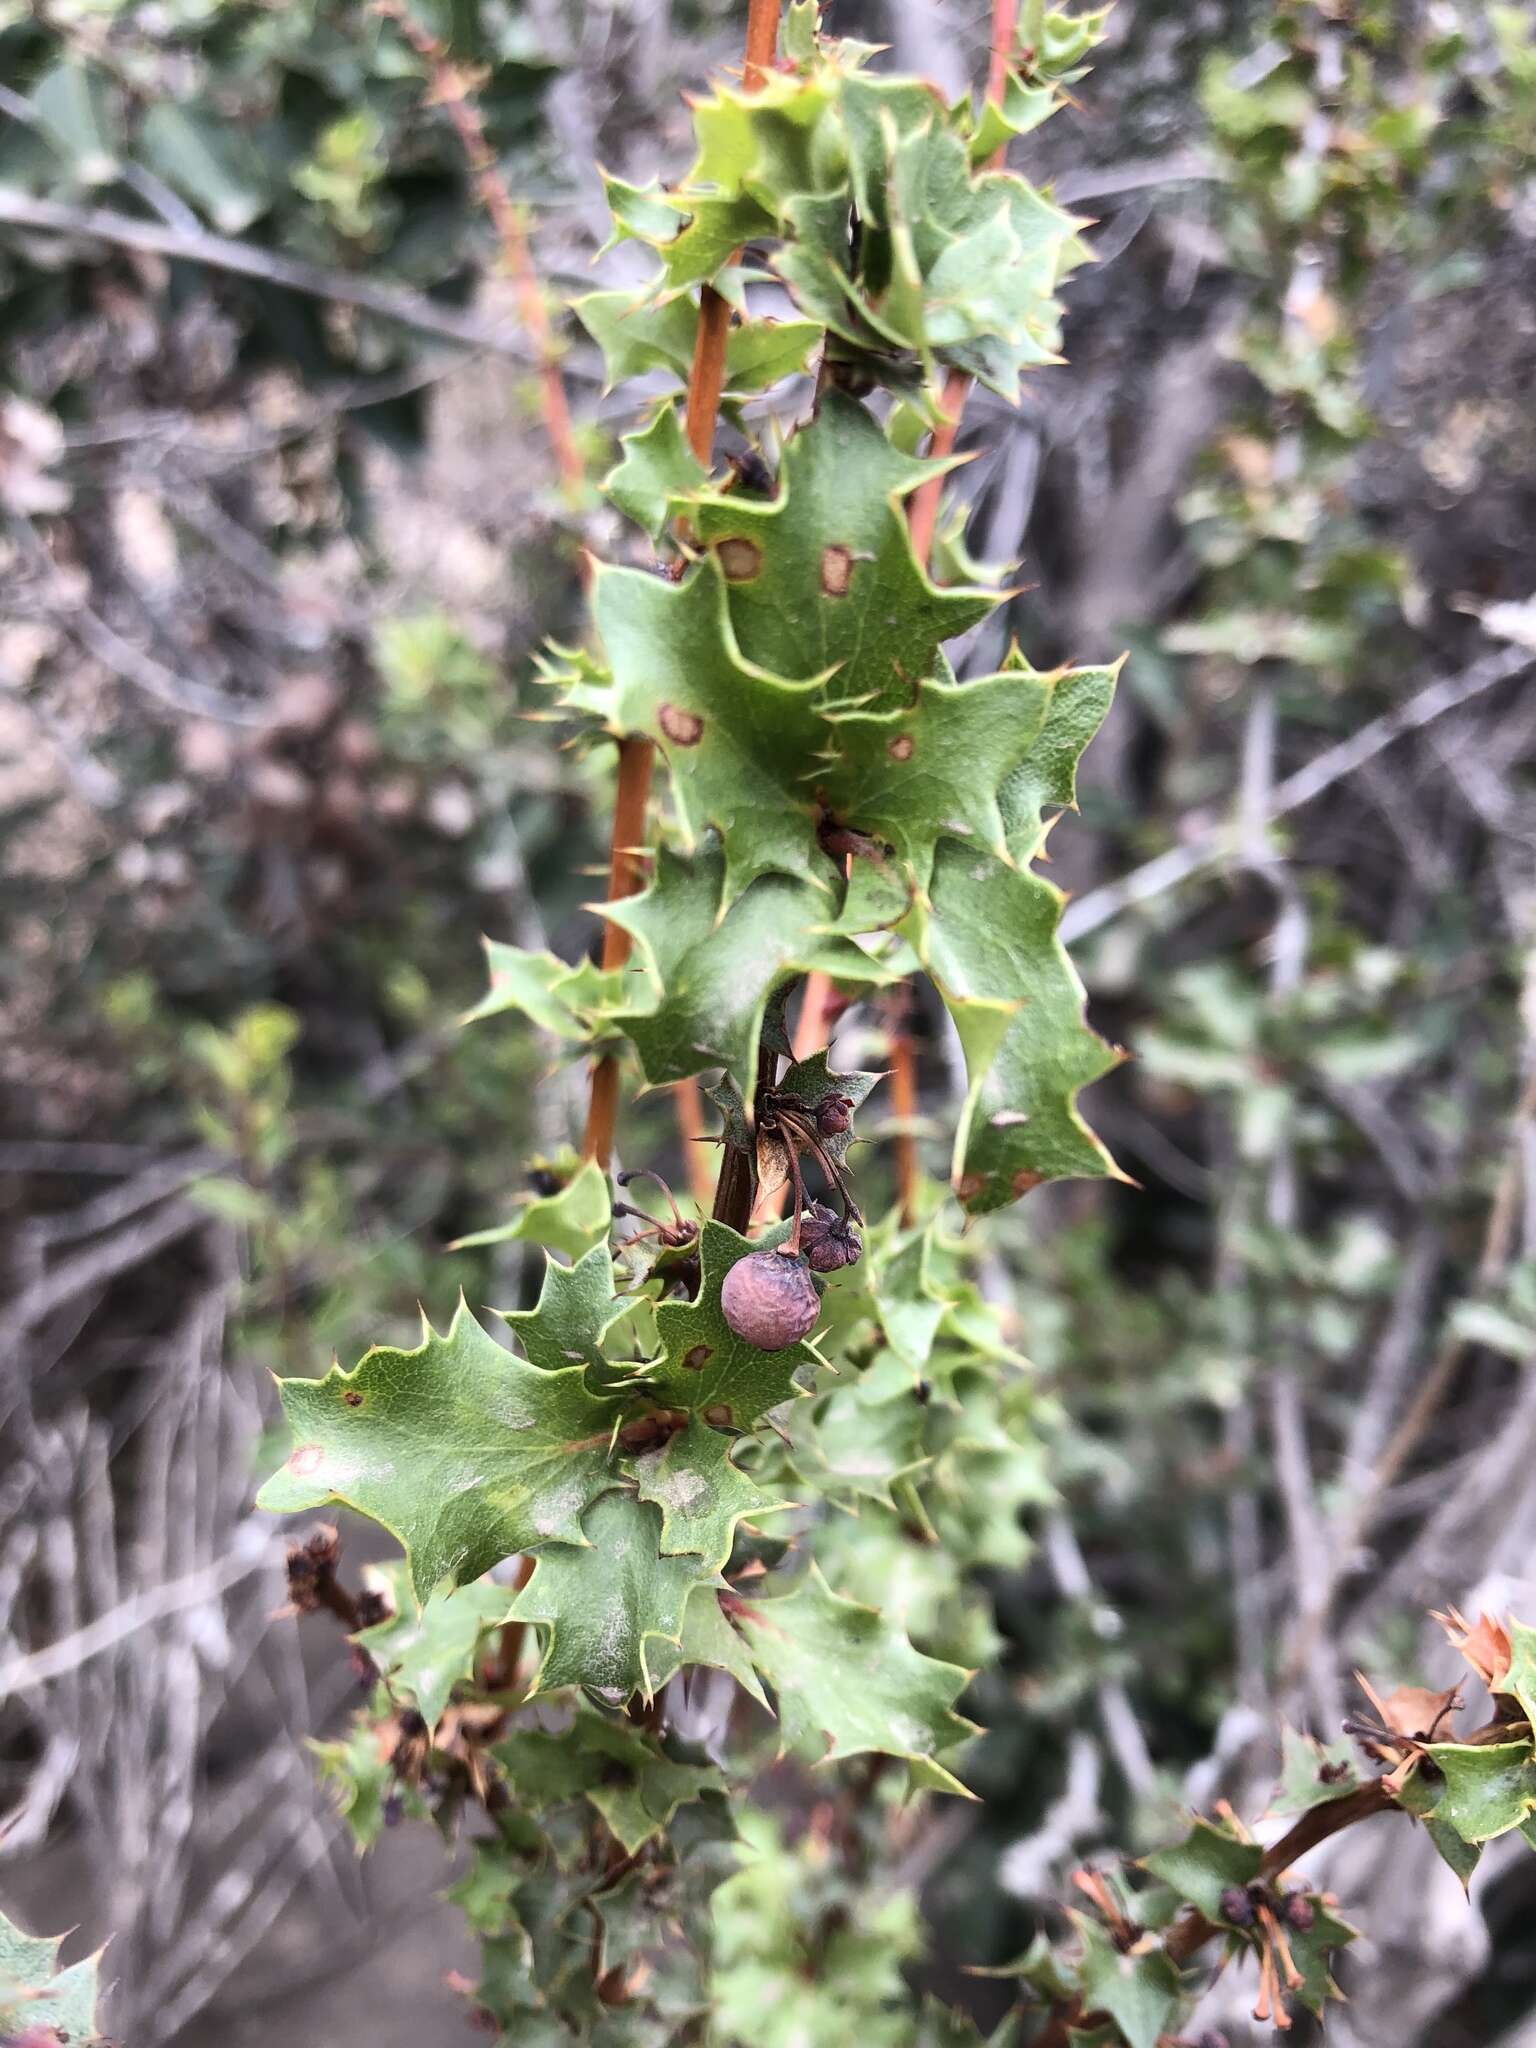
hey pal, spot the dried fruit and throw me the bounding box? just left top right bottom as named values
left=1219, top=1885, right=1256, bottom=1929
left=720, top=1249, right=820, bottom=1350
left=815, top=1092, right=854, bottom=1136
left=800, top=1202, right=862, bottom=1273
left=1281, top=1891, right=1316, bottom=1932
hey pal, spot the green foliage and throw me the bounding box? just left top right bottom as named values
left=258, top=1300, right=623, bottom=1597
left=508, top=1492, right=719, bottom=1703
left=242, top=7, right=1536, bottom=2048
left=728, top=1565, right=974, bottom=1793
left=0, top=1908, right=106, bottom=2046
left=709, top=1812, right=924, bottom=2048
left=597, top=17, right=1099, bottom=404
left=354, top=1563, right=514, bottom=1729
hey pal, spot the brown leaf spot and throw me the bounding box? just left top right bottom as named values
left=820, top=543, right=854, bottom=597
left=1011, top=1169, right=1044, bottom=1198
left=715, top=536, right=763, bottom=582
left=343, top=1389, right=365, bottom=1408
left=658, top=701, right=704, bottom=746
left=703, top=1402, right=733, bottom=1427
left=682, top=1343, right=713, bottom=1370
left=887, top=734, right=915, bottom=762
left=953, top=1172, right=987, bottom=1203
left=289, top=1443, right=325, bottom=1476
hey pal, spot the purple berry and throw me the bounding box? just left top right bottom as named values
left=721, top=1250, right=820, bottom=1350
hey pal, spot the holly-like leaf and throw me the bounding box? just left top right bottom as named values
left=0, top=1908, right=106, bottom=2046
left=353, top=1562, right=512, bottom=1728
left=497, top=1243, right=630, bottom=1375
left=647, top=1219, right=826, bottom=1427
left=463, top=941, right=623, bottom=1044
left=592, top=483, right=1049, bottom=912
left=728, top=1562, right=976, bottom=1791
left=651, top=56, right=1092, bottom=401
left=587, top=1752, right=724, bottom=1856
left=507, top=1491, right=716, bottom=1702
left=1426, top=1816, right=1484, bottom=1888
left=632, top=1417, right=793, bottom=1570
left=574, top=288, right=820, bottom=394
left=311, top=1712, right=406, bottom=1850
left=1282, top=1898, right=1359, bottom=2018
left=1502, top=1617, right=1536, bottom=1727
left=453, top=1159, right=613, bottom=1260
left=593, top=555, right=833, bottom=898
left=1421, top=1740, right=1536, bottom=1843
left=681, top=392, right=995, bottom=715
left=257, top=1301, right=619, bottom=1597
left=602, top=835, right=899, bottom=1094
left=916, top=838, right=1119, bottom=1213
left=647, top=1581, right=770, bottom=1706
left=603, top=401, right=707, bottom=537
left=1271, top=1724, right=1361, bottom=1816
left=495, top=1702, right=723, bottom=1852
left=1073, top=1921, right=1180, bottom=2048
left=793, top=1369, right=930, bottom=1507
left=597, top=169, right=686, bottom=248
left=1142, top=1817, right=1263, bottom=1922
left=998, top=656, right=1120, bottom=860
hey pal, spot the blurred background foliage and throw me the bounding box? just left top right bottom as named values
left=2, top=2, right=1536, bottom=2044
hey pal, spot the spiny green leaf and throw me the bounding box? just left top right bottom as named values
left=1142, top=1816, right=1262, bottom=1921
left=728, top=1562, right=976, bottom=1790
left=311, top=1713, right=405, bottom=1851
left=452, top=1158, right=613, bottom=1259
left=496, top=1243, right=630, bottom=1376
left=632, top=1417, right=793, bottom=1571
left=462, top=944, right=622, bottom=1044
left=998, top=653, right=1119, bottom=859
left=593, top=553, right=834, bottom=897
left=592, top=457, right=1060, bottom=911
left=0, top=1908, right=106, bottom=2046
left=681, top=392, right=995, bottom=715
left=587, top=1752, right=725, bottom=1855
left=257, top=1301, right=619, bottom=1597
left=602, top=836, right=898, bottom=1094
left=915, top=838, right=1120, bottom=1212
left=1425, top=1816, right=1484, bottom=1888
left=792, top=1368, right=929, bottom=1506
left=495, top=1702, right=723, bottom=1852
left=1503, top=1618, right=1536, bottom=1728
left=508, top=1491, right=716, bottom=1702
left=1271, top=1724, right=1362, bottom=1816
left=1282, top=1898, right=1359, bottom=2018
left=603, top=402, right=707, bottom=537
left=597, top=169, right=685, bottom=249
left=574, top=288, right=820, bottom=393
left=647, top=1582, right=771, bottom=1706
left=1421, top=1740, right=1536, bottom=1843
left=353, top=1562, right=512, bottom=1728
left=1073, top=1921, right=1180, bottom=2048
left=647, top=1219, right=827, bottom=1427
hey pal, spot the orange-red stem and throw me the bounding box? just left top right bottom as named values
left=888, top=1001, right=920, bottom=1228
left=373, top=0, right=583, bottom=499
left=584, top=1, right=780, bottom=1170
left=582, top=736, right=655, bottom=1165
